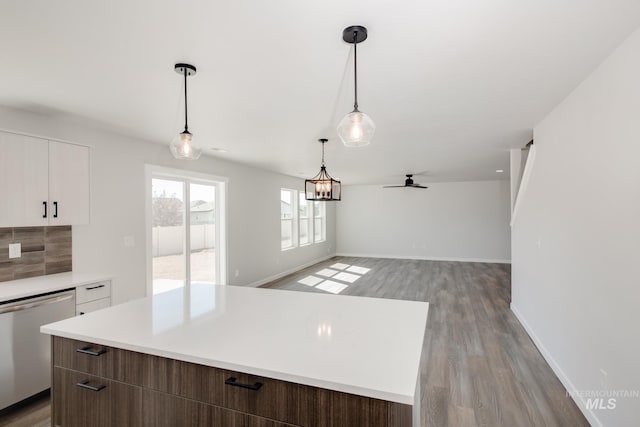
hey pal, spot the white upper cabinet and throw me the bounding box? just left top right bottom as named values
left=0, top=132, right=49, bottom=227
left=48, top=141, right=89, bottom=225
left=0, top=131, right=90, bottom=227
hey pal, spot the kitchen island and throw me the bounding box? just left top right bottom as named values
left=41, top=284, right=429, bottom=426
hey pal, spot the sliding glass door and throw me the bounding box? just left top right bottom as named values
left=189, top=183, right=216, bottom=284
left=151, top=178, right=187, bottom=293
left=148, top=168, right=226, bottom=295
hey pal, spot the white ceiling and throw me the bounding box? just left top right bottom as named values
left=1, top=0, right=639, bottom=184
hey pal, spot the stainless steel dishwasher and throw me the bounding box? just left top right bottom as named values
left=0, top=289, right=75, bottom=410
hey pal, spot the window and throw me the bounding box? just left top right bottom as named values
left=281, top=189, right=326, bottom=250
left=281, top=189, right=297, bottom=250
left=299, top=193, right=312, bottom=246
left=314, top=201, right=326, bottom=243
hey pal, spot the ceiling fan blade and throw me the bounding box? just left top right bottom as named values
left=385, top=172, right=430, bottom=188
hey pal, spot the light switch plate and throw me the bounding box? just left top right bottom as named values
left=123, top=236, right=135, bottom=247
left=9, top=243, right=21, bottom=259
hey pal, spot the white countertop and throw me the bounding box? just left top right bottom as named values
left=41, top=284, right=428, bottom=405
left=0, top=272, right=112, bottom=303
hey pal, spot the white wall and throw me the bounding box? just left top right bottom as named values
left=336, top=181, right=511, bottom=262
left=0, top=106, right=335, bottom=304
left=509, top=149, right=523, bottom=214
left=511, top=29, right=640, bottom=427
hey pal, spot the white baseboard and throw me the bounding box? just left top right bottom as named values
left=510, top=303, right=602, bottom=427
left=335, top=252, right=511, bottom=264
left=246, top=254, right=336, bottom=288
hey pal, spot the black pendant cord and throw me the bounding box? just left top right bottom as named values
left=353, top=30, right=359, bottom=112
left=183, top=68, right=189, bottom=132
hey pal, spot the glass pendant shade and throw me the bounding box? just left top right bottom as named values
left=170, top=130, right=201, bottom=160
left=337, top=110, right=376, bottom=147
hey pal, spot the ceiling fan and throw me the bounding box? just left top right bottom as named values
left=383, top=174, right=428, bottom=189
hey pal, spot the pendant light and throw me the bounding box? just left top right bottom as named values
left=305, top=139, right=341, bottom=201
left=337, top=25, right=376, bottom=148
left=170, top=63, right=202, bottom=160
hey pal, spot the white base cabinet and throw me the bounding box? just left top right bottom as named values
left=76, top=298, right=111, bottom=316
left=76, top=280, right=111, bottom=316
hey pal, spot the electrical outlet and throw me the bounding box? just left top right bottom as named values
left=123, top=236, right=135, bottom=247
left=235, top=269, right=239, bottom=278
left=9, top=243, right=21, bottom=259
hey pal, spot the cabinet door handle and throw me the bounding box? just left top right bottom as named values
left=225, top=377, right=263, bottom=391
left=76, top=381, right=106, bottom=392
left=53, top=201, right=58, bottom=218
left=43, top=201, right=47, bottom=218
left=76, top=346, right=107, bottom=356
left=85, top=284, right=105, bottom=291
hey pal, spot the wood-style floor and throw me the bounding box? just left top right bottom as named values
left=262, top=257, right=589, bottom=427
left=0, top=257, right=589, bottom=427
left=0, top=391, right=50, bottom=427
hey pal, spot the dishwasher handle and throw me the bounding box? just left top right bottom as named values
left=0, top=290, right=75, bottom=315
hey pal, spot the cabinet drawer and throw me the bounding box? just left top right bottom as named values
left=76, top=281, right=111, bottom=304
left=76, top=297, right=111, bottom=315
left=53, top=336, right=143, bottom=386
left=143, top=389, right=245, bottom=427
left=52, top=367, right=141, bottom=427
left=144, top=356, right=299, bottom=425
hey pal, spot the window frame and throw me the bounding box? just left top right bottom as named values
left=280, top=188, right=298, bottom=251
left=281, top=189, right=327, bottom=250
left=298, top=192, right=313, bottom=247
left=313, top=200, right=326, bottom=243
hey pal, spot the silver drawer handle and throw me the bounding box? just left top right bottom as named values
left=85, top=284, right=105, bottom=291
left=76, top=381, right=106, bottom=392
left=76, top=346, right=107, bottom=356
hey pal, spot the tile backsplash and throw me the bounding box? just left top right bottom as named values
left=0, top=226, right=72, bottom=282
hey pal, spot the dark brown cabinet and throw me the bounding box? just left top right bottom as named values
left=53, top=336, right=144, bottom=385
left=246, top=416, right=298, bottom=427
left=52, top=368, right=141, bottom=427
left=299, top=386, right=393, bottom=427
left=142, top=389, right=245, bottom=427
left=144, top=355, right=300, bottom=424
left=52, top=337, right=412, bottom=427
